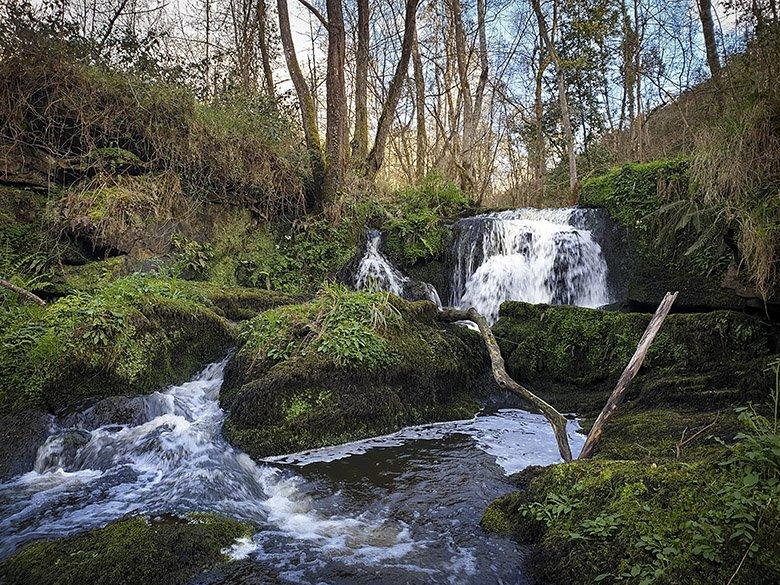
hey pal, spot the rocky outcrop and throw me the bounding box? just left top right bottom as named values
left=492, top=300, right=776, bottom=414
left=220, top=287, right=489, bottom=458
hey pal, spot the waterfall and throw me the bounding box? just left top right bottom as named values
left=448, top=208, right=610, bottom=323
left=354, top=230, right=441, bottom=306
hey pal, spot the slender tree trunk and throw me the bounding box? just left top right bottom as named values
left=412, top=23, right=427, bottom=180
left=366, top=0, right=420, bottom=179
left=697, top=0, right=721, bottom=77
left=257, top=0, right=276, bottom=97
left=532, top=0, right=578, bottom=196
left=534, top=40, right=550, bottom=195
left=352, top=0, right=369, bottom=165
left=277, top=0, right=325, bottom=208
left=323, top=0, right=348, bottom=202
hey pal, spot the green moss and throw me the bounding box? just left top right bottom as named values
left=481, top=499, right=517, bottom=533
left=493, top=302, right=775, bottom=414
left=580, top=158, right=746, bottom=308
left=222, top=286, right=488, bottom=457
left=0, top=275, right=236, bottom=414
left=0, top=514, right=252, bottom=585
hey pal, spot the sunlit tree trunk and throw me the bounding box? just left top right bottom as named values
left=323, top=0, right=348, bottom=202
left=277, top=0, right=325, bottom=208
left=352, top=0, right=369, bottom=165
left=696, top=0, right=721, bottom=77
left=366, top=0, right=419, bottom=179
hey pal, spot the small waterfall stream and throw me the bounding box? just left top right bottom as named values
left=0, top=360, right=583, bottom=584
left=353, top=208, right=612, bottom=323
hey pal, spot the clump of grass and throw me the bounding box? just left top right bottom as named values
left=239, top=283, right=402, bottom=369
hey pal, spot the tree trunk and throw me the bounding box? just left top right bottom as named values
left=352, top=0, right=369, bottom=165
left=412, top=23, right=427, bottom=180
left=323, top=0, right=348, bottom=203
left=366, top=0, right=419, bottom=179
left=0, top=279, right=46, bottom=306
left=439, top=308, right=573, bottom=463
left=697, top=0, right=721, bottom=77
left=532, top=0, right=578, bottom=196
left=578, top=292, right=678, bottom=459
left=257, top=0, right=276, bottom=97
left=460, top=0, right=488, bottom=195
left=277, top=0, right=325, bottom=208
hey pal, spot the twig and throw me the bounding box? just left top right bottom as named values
left=0, top=279, right=46, bottom=306
left=439, top=307, right=573, bottom=462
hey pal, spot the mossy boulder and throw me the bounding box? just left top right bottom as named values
left=580, top=159, right=771, bottom=311
left=0, top=514, right=254, bottom=585
left=0, top=276, right=236, bottom=415
left=483, top=453, right=779, bottom=585
left=493, top=301, right=775, bottom=413
left=221, top=285, right=489, bottom=458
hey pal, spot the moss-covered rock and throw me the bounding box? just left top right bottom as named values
left=483, top=453, right=779, bottom=585
left=0, top=276, right=236, bottom=415
left=0, top=514, right=254, bottom=585
left=580, top=159, right=767, bottom=310
left=221, top=285, right=488, bottom=458
left=493, top=301, right=775, bottom=413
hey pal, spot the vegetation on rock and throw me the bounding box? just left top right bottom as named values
left=0, top=514, right=253, bottom=585
left=221, top=284, right=488, bottom=457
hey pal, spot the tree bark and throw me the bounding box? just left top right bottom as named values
left=439, top=307, right=573, bottom=463
left=352, top=0, right=369, bottom=165
left=323, top=0, right=348, bottom=202
left=257, top=0, right=276, bottom=97
left=365, top=0, right=420, bottom=179
left=277, top=0, right=326, bottom=208
left=578, top=291, right=678, bottom=459
left=532, top=0, right=578, bottom=196
left=697, top=0, right=721, bottom=77
left=0, top=279, right=46, bottom=306
left=412, top=23, right=427, bottom=180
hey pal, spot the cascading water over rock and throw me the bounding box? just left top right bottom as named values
left=448, top=208, right=611, bottom=323
left=354, top=229, right=441, bottom=306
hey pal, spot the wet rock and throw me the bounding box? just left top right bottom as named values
left=61, top=395, right=149, bottom=430
left=0, top=410, right=51, bottom=480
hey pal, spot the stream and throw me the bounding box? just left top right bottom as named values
left=0, top=359, right=584, bottom=584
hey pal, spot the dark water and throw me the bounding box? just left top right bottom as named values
left=0, top=361, right=583, bottom=584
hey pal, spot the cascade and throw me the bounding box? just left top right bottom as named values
left=447, top=208, right=611, bottom=322
left=354, top=230, right=441, bottom=306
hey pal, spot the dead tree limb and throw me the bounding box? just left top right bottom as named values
left=578, top=291, right=678, bottom=459
left=440, top=307, right=573, bottom=462
left=0, top=279, right=46, bottom=306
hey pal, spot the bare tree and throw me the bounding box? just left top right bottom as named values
left=277, top=0, right=326, bottom=207
left=696, top=0, right=721, bottom=77
left=365, top=0, right=420, bottom=179
left=352, top=0, right=370, bottom=164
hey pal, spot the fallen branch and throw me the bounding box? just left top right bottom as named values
left=440, top=307, right=573, bottom=462
left=0, top=278, right=46, bottom=306
left=578, top=291, right=678, bottom=459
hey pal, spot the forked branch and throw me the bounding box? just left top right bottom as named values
left=440, top=307, right=573, bottom=462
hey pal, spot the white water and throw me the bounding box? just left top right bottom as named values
left=354, top=230, right=442, bottom=306
left=449, top=208, right=611, bottom=323
left=0, top=360, right=582, bottom=582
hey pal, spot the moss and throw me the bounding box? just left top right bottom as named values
left=0, top=275, right=236, bottom=414
left=492, top=455, right=779, bottom=585
left=580, top=158, right=746, bottom=309
left=0, top=514, right=252, bottom=585
left=481, top=498, right=517, bottom=533
left=222, top=286, right=488, bottom=457
left=493, top=301, right=775, bottom=414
